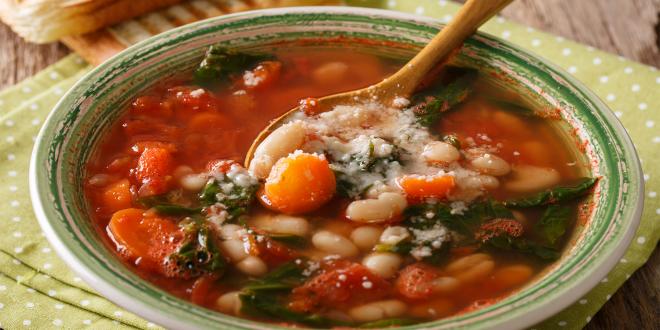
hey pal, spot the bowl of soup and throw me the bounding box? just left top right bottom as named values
left=30, top=6, right=643, bottom=330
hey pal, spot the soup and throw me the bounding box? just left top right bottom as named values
left=85, top=45, right=596, bottom=328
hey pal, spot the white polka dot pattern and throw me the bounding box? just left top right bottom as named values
left=0, top=3, right=657, bottom=330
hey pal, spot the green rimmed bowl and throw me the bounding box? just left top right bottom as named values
left=29, top=7, right=643, bottom=330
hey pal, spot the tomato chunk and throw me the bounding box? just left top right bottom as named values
left=395, top=263, right=440, bottom=300
left=261, top=153, right=335, bottom=214
left=135, top=147, right=174, bottom=196
left=254, top=235, right=298, bottom=267
left=100, top=179, right=132, bottom=212
left=289, top=262, right=389, bottom=312
left=108, top=208, right=183, bottom=273
left=242, top=61, right=282, bottom=90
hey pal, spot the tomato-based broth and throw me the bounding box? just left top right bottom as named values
left=85, top=46, right=595, bottom=328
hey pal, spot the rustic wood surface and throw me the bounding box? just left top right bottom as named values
left=0, top=0, right=658, bottom=329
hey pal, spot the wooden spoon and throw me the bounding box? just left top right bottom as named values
left=245, top=0, right=513, bottom=166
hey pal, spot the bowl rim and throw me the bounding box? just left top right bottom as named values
left=29, top=6, right=644, bottom=330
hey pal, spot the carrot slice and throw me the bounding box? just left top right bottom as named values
left=101, top=179, right=132, bottom=212
left=398, top=174, right=455, bottom=200
left=261, top=152, right=335, bottom=214
left=108, top=208, right=182, bottom=272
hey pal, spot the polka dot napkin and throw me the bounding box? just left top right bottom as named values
left=0, top=1, right=657, bottom=329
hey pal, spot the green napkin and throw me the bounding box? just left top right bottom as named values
left=0, top=1, right=657, bottom=329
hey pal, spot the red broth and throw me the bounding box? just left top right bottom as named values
left=85, top=47, right=593, bottom=327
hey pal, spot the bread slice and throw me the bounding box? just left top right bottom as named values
left=62, top=0, right=342, bottom=65
left=0, top=0, right=185, bottom=43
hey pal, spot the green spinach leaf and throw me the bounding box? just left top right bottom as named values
left=240, top=260, right=346, bottom=327
left=534, top=205, right=571, bottom=245
left=505, top=177, right=597, bottom=208
left=268, top=234, right=308, bottom=248
left=484, top=234, right=560, bottom=260
left=239, top=292, right=344, bottom=327
left=359, top=318, right=419, bottom=328
left=244, top=261, right=307, bottom=292
left=194, top=45, right=271, bottom=85
left=411, top=69, right=478, bottom=127
left=199, top=173, right=258, bottom=221
left=166, top=224, right=226, bottom=277
left=151, top=204, right=202, bottom=216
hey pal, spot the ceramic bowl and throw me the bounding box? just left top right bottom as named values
left=30, top=7, right=643, bottom=330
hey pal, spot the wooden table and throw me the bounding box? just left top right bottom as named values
left=1, top=0, right=658, bottom=328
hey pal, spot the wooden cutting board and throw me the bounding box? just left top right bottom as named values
left=63, top=0, right=341, bottom=66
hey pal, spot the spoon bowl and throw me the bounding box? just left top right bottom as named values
left=245, top=0, right=513, bottom=167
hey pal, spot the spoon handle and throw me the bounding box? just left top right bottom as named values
left=381, top=0, right=513, bottom=97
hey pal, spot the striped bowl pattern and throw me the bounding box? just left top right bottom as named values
left=30, top=7, right=643, bottom=330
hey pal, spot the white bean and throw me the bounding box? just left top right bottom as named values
left=422, top=141, right=461, bottom=164
left=249, top=121, right=306, bottom=179
left=219, top=224, right=243, bottom=240
left=216, top=291, right=242, bottom=315
left=362, top=253, right=402, bottom=278
left=479, top=175, right=500, bottom=190
left=379, top=226, right=410, bottom=245
left=250, top=213, right=310, bottom=237
left=180, top=173, right=208, bottom=191
left=455, top=259, right=495, bottom=284
left=312, top=230, right=359, bottom=257
left=364, top=182, right=399, bottom=199
left=446, top=253, right=492, bottom=273
left=173, top=165, right=193, bottom=178
left=220, top=239, right=248, bottom=262
left=346, top=192, right=407, bottom=223
left=312, top=61, right=349, bottom=86
left=350, top=226, right=383, bottom=251
left=349, top=300, right=407, bottom=323
left=236, top=256, right=268, bottom=276
left=323, top=310, right=353, bottom=323
left=87, top=174, right=112, bottom=187
left=504, top=164, right=561, bottom=193
left=470, top=153, right=511, bottom=176
left=446, top=253, right=495, bottom=284
left=431, top=276, right=461, bottom=293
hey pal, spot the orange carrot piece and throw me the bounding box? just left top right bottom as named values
left=108, top=208, right=182, bottom=272
left=261, top=153, right=335, bottom=214
left=398, top=175, right=455, bottom=200
left=101, top=179, right=133, bottom=212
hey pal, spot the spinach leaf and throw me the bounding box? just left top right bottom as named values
left=359, top=318, right=419, bottom=328
left=489, top=99, right=537, bottom=117
left=534, top=205, right=571, bottom=245
left=244, top=261, right=307, bottom=292
left=151, top=204, right=202, bottom=216
left=239, top=292, right=344, bottom=327
left=332, top=140, right=403, bottom=198
left=405, top=199, right=512, bottom=236
left=411, top=69, right=478, bottom=127
left=194, top=45, right=271, bottom=85
left=166, top=224, right=226, bottom=277
left=267, top=234, right=308, bottom=248
left=199, top=173, right=258, bottom=221
left=484, top=235, right=560, bottom=260
left=240, top=261, right=345, bottom=327
left=505, top=177, right=597, bottom=208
